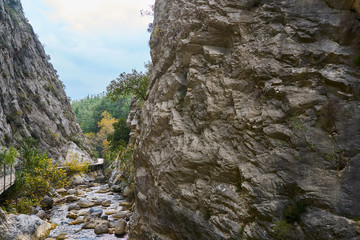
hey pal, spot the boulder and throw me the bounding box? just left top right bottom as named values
left=67, top=189, right=77, bottom=195
left=96, top=187, right=111, bottom=193
left=36, top=210, right=48, bottom=220
left=69, top=217, right=84, bottom=225
left=66, top=211, right=78, bottom=220
left=123, top=186, right=134, bottom=199
left=114, top=219, right=127, bottom=235
left=85, top=207, right=103, bottom=219
left=0, top=210, right=52, bottom=240
left=68, top=204, right=81, bottom=211
left=57, top=188, right=67, bottom=195
left=65, top=195, right=79, bottom=203
left=42, top=196, right=54, bottom=209
left=101, top=199, right=111, bottom=207
left=78, top=198, right=95, bottom=208
left=94, top=224, right=109, bottom=234
left=113, top=211, right=128, bottom=220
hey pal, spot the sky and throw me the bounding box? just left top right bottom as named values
left=21, top=0, right=154, bottom=100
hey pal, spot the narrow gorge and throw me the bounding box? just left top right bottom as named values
left=1, top=0, right=360, bottom=239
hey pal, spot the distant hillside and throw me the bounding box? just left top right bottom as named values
left=71, top=93, right=130, bottom=134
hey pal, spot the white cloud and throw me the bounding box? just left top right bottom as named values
left=39, top=0, right=153, bottom=36
left=21, top=0, right=154, bottom=99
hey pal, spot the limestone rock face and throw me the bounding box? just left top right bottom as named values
left=0, top=0, right=90, bottom=161
left=130, top=0, right=360, bottom=239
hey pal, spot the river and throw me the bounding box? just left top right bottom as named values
left=45, top=183, right=131, bottom=240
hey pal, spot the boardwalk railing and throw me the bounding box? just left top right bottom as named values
left=0, top=164, right=15, bottom=195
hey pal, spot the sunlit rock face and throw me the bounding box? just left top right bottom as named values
left=0, top=0, right=91, bottom=161
left=130, top=0, right=360, bottom=239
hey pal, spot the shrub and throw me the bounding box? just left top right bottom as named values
left=274, top=220, right=292, bottom=240
left=64, top=152, right=89, bottom=173
left=283, top=200, right=307, bottom=223
left=0, top=147, right=17, bottom=165
left=4, top=138, right=69, bottom=213
left=116, top=145, right=134, bottom=181
left=14, top=153, right=68, bottom=213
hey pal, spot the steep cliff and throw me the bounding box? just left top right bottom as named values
left=130, top=0, right=360, bottom=239
left=0, top=0, right=90, bottom=161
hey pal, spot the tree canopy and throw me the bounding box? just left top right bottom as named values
left=106, top=69, right=150, bottom=101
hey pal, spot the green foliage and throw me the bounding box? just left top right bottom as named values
left=289, top=116, right=306, bottom=136
left=107, top=69, right=150, bottom=101
left=107, top=117, right=130, bottom=152
left=71, top=93, right=130, bottom=134
left=9, top=138, right=68, bottom=213
left=0, top=147, right=17, bottom=165
left=108, top=145, right=134, bottom=184
left=273, top=220, right=292, bottom=240
left=283, top=200, right=307, bottom=223
left=64, top=152, right=89, bottom=173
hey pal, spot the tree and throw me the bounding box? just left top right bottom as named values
left=0, top=147, right=17, bottom=166
left=107, top=69, right=150, bottom=101
left=107, top=117, right=130, bottom=151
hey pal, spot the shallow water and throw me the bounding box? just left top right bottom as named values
left=47, top=184, right=129, bottom=240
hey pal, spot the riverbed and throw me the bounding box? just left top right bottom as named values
left=45, top=183, right=131, bottom=240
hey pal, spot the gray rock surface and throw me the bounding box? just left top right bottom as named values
left=129, top=0, right=360, bottom=239
left=0, top=209, right=52, bottom=240
left=35, top=210, right=48, bottom=220
left=78, top=198, right=94, bottom=208
left=0, top=0, right=92, bottom=161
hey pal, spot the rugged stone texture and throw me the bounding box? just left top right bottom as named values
left=0, top=0, right=90, bottom=161
left=0, top=209, right=52, bottom=240
left=130, top=0, right=360, bottom=239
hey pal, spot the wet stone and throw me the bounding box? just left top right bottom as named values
left=68, top=204, right=80, bottom=211
left=78, top=198, right=94, bottom=208
left=102, top=199, right=111, bottom=207
left=67, top=189, right=77, bottom=195
left=48, top=184, right=130, bottom=239
left=113, top=211, right=127, bottom=220
left=94, top=224, right=109, bottom=234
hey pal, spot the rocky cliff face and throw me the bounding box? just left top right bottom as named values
left=0, top=0, right=90, bottom=161
left=130, top=0, right=360, bottom=239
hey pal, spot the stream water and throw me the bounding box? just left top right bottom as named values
left=46, top=184, right=130, bottom=240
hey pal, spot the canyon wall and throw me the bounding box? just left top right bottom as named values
left=130, top=0, right=360, bottom=239
left=0, top=0, right=90, bottom=161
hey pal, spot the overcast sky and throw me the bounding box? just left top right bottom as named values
left=22, top=0, right=154, bottom=100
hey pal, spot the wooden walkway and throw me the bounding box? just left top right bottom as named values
left=0, top=159, right=103, bottom=196
left=0, top=167, right=15, bottom=195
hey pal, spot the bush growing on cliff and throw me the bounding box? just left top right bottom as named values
left=64, top=151, right=89, bottom=174
left=107, top=69, right=150, bottom=101
left=0, top=146, right=17, bottom=166
left=114, top=145, right=134, bottom=185
left=8, top=138, right=68, bottom=213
